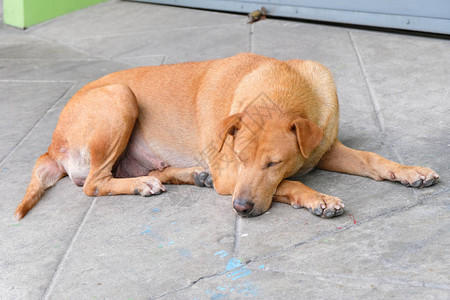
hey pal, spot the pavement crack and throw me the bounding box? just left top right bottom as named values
left=153, top=270, right=227, bottom=300
left=155, top=216, right=246, bottom=299
left=190, top=271, right=228, bottom=286
left=243, top=195, right=433, bottom=265
left=422, top=187, right=450, bottom=199
left=256, top=268, right=450, bottom=290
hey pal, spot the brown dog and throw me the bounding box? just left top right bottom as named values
left=15, top=53, right=439, bottom=220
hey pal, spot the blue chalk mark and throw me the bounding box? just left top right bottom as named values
left=214, top=251, right=229, bottom=258
left=141, top=225, right=166, bottom=241
left=211, top=293, right=226, bottom=300
left=2, top=168, right=7, bottom=172
left=168, top=241, right=174, bottom=245
left=171, top=221, right=177, bottom=225
left=228, top=268, right=252, bottom=280
left=207, top=282, right=257, bottom=298
left=225, top=258, right=252, bottom=280
left=208, top=253, right=257, bottom=299
left=236, top=282, right=258, bottom=296
left=259, top=264, right=265, bottom=269
left=141, top=226, right=151, bottom=234
left=152, top=208, right=161, bottom=212
left=206, top=289, right=226, bottom=300
left=178, top=249, right=192, bottom=258
left=226, top=258, right=242, bottom=271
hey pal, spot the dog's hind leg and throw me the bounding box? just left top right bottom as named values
left=59, top=84, right=165, bottom=198
left=149, top=167, right=213, bottom=187
left=317, top=139, right=439, bottom=188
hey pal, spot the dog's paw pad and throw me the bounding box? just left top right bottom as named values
left=396, top=167, right=439, bottom=188
left=193, top=171, right=214, bottom=188
left=307, top=194, right=345, bottom=218
left=137, top=177, right=166, bottom=196
left=310, top=207, right=323, bottom=216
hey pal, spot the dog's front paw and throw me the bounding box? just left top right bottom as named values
left=293, top=193, right=345, bottom=218
left=391, top=166, right=439, bottom=188
left=193, top=170, right=214, bottom=188
left=134, top=177, right=166, bottom=196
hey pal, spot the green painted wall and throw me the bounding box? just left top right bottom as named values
left=4, top=0, right=108, bottom=29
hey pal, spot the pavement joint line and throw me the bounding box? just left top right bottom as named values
left=232, top=215, right=243, bottom=257
left=0, top=82, right=76, bottom=168
left=388, top=143, right=422, bottom=199
left=109, top=40, right=164, bottom=61
left=211, top=184, right=446, bottom=275
left=153, top=217, right=245, bottom=298
left=389, top=143, right=405, bottom=165
left=116, top=56, right=166, bottom=68
left=0, top=79, right=76, bottom=83
left=57, top=22, right=246, bottom=41
left=114, top=53, right=165, bottom=60
left=29, top=33, right=116, bottom=64
left=154, top=192, right=449, bottom=299
left=154, top=248, right=257, bottom=299
left=255, top=267, right=450, bottom=290
left=0, top=58, right=105, bottom=62
left=387, top=144, right=448, bottom=201
left=249, top=23, right=254, bottom=53
left=348, top=31, right=386, bottom=133
left=417, top=186, right=450, bottom=202
left=42, top=198, right=98, bottom=300
left=244, top=197, right=428, bottom=265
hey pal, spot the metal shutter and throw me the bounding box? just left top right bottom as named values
left=131, top=0, right=450, bottom=35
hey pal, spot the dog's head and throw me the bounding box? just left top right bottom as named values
left=216, top=111, right=323, bottom=217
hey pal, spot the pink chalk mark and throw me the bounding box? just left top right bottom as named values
left=349, top=214, right=356, bottom=224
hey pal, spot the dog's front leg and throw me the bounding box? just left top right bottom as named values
left=273, top=180, right=345, bottom=218
left=317, top=139, right=439, bottom=187
left=148, top=167, right=213, bottom=187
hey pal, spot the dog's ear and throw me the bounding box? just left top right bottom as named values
left=216, top=113, right=243, bottom=152
left=290, top=118, right=323, bottom=158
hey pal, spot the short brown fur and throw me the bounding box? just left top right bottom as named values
left=15, top=53, right=439, bottom=220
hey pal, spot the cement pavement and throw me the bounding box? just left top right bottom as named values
left=1, top=1, right=449, bottom=299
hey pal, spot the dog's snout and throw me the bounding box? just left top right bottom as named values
left=233, top=198, right=254, bottom=216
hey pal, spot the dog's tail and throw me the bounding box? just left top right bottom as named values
left=15, top=153, right=65, bottom=220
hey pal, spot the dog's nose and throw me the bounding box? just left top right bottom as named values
left=233, top=198, right=254, bottom=216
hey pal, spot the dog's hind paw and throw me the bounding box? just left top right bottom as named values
left=193, top=171, right=214, bottom=188
left=391, top=166, right=439, bottom=188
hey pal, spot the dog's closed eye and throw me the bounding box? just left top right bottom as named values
left=267, top=161, right=282, bottom=168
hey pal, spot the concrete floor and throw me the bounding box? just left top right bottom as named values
left=1, top=0, right=449, bottom=299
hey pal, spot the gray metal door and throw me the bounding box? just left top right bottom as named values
left=133, top=0, right=450, bottom=35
